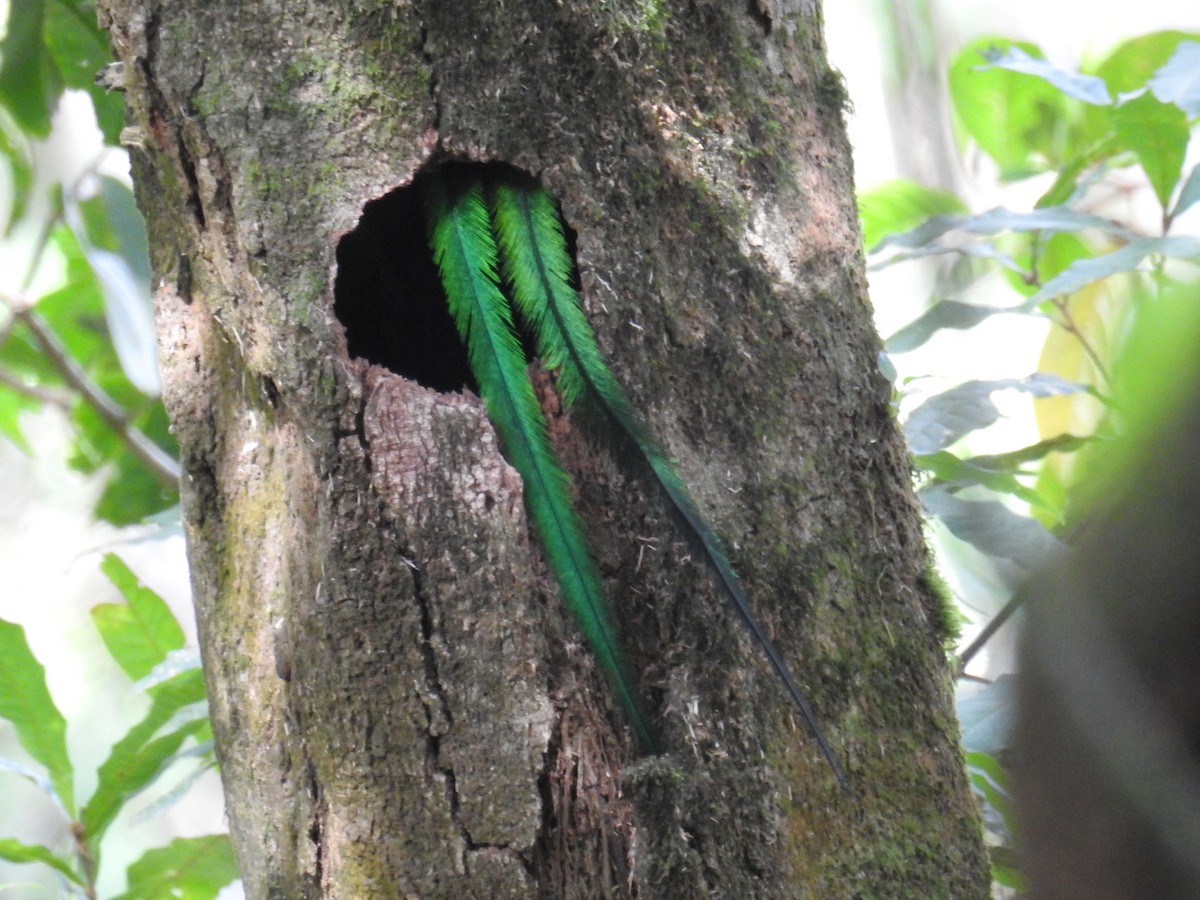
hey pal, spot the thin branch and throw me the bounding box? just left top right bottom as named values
left=956, top=593, right=1024, bottom=678
left=7, top=302, right=180, bottom=486
left=0, top=364, right=73, bottom=407
left=1050, top=295, right=1113, bottom=389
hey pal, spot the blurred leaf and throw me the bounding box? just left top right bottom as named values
left=0, top=0, right=61, bottom=136
left=1074, top=31, right=1198, bottom=152
left=0, top=836, right=83, bottom=885
left=1174, top=164, right=1200, bottom=220
left=957, top=676, right=1016, bottom=756
left=968, top=433, right=1092, bottom=470
left=1094, top=31, right=1200, bottom=95
left=1025, top=236, right=1200, bottom=304
left=1111, top=90, right=1188, bottom=210
left=130, top=756, right=215, bottom=824
left=74, top=177, right=159, bottom=394
left=0, top=620, right=75, bottom=814
left=93, top=554, right=186, bottom=681
left=134, top=648, right=202, bottom=693
left=80, top=668, right=207, bottom=849
left=112, top=835, right=239, bottom=900
left=90, top=409, right=180, bottom=525
left=1034, top=134, right=1126, bottom=210
left=43, top=0, right=123, bottom=142
left=990, top=849, right=1022, bottom=890
left=0, top=126, right=34, bottom=230
left=858, top=180, right=966, bottom=252
left=886, top=300, right=1029, bottom=354
left=877, top=350, right=897, bottom=383
left=979, top=45, right=1111, bottom=106
left=874, top=205, right=1133, bottom=254
left=965, top=750, right=1015, bottom=828
left=922, top=487, right=1063, bottom=566
left=86, top=247, right=161, bottom=394
left=904, top=374, right=1088, bottom=454
left=915, top=451, right=1044, bottom=509
left=0, top=385, right=38, bottom=451
left=0, top=755, right=57, bottom=800
left=1148, top=40, right=1200, bottom=115
left=33, top=227, right=113, bottom=368
left=1004, top=230, right=1096, bottom=300
left=948, top=38, right=1073, bottom=177
left=870, top=240, right=1026, bottom=274
left=16, top=245, right=179, bottom=522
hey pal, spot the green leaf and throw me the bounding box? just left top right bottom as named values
left=1110, top=90, right=1189, bottom=210
left=915, top=451, right=1045, bottom=510
left=948, top=38, right=1074, bottom=178
left=1004, top=230, right=1094, bottom=300
left=979, top=45, right=1111, bottom=106
left=42, top=0, right=123, bottom=142
left=112, top=835, right=239, bottom=900
left=0, top=0, right=62, bottom=136
left=0, top=619, right=75, bottom=813
left=93, top=554, right=186, bottom=680
left=1034, top=134, right=1121, bottom=209
left=1024, top=236, right=1200, bottom=305
left=91, top=412, right=180, bottom=525
left=885, top=300, right=1027, bottom=354
left=1148, top=40, right=1200, bottom=115
left=0, top=124, right=34, bottom=230
left=990, top=848, right=1023, bottom=890
left=80, top=669, right=207, bottom=848
left=0, top=384, right=38, bottom=452
left=1093, top=31, right=1200, bottom=96
left=967, top=433, right=1092, bottom=471
left=965, top=750, right=1015, bottom=827
left=857, top=180, right=966, bottom=252
left=0, top=836, right=84, bottom=885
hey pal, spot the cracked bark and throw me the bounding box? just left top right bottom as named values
left=96, top=0, right=990, bottom=896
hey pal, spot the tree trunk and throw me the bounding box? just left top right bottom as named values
left=98, top=0, right=989, bottom=895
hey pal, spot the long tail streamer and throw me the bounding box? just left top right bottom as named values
left=424, top=173, right=656, bottom=751
left=489, top=178, right=845, bottom=786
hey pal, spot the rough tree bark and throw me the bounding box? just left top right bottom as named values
left=97, top=0, right=989, bottom=896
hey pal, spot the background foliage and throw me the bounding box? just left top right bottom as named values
left=862, top=29, right=1200, bottom=892
left=0, top=2, right=231, bottom=898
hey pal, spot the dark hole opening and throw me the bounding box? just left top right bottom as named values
left=333, top=160, right=577, bottom=394
left=333, top=169, right=474, bottom=393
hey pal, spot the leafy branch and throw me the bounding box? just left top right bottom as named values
left=0, top=555, right=236, bottom=899
left=0, top=295, right=180, bottom=486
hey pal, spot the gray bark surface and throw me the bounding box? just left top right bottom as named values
left=97, top=0, right=990, bottom=895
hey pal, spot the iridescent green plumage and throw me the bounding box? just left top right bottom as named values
left=423, top=168, right=843, bottom=785
left=489, top=176, right=845, bottom=786
left=424, top=173, right=654, bottom=751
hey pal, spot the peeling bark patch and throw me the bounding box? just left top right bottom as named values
left=532, top=712, right=637, bottom=898
left=362, top=369, right=524, bottom=528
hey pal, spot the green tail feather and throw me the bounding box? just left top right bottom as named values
left=490, top=178, right=846, bottom=786
left=423, top=173, right=655, bottom=751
